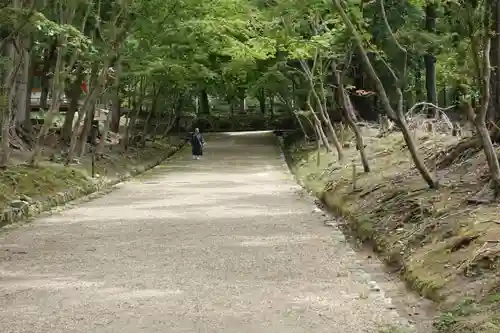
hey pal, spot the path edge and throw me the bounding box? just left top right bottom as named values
left=275, top=135, right=316, bottom=197
left=275, top=135, right=438, bottom=332
left=1, top=142, right=187, bottom=230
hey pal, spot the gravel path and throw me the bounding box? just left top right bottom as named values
left=0, top=131, right=430, bottom=333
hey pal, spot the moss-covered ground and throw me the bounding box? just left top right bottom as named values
left=286, top=128, right=500, bottom=333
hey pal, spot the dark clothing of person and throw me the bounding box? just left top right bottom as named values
left=191, top=133, right=204, bottom=156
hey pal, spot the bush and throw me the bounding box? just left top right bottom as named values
left=249, top=117, right=267, bottom=130
left=192, top=117, right=213, bottom=132
left=216, top=119, right=233, bottom=131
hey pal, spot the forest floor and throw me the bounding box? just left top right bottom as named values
left=0, top=136, right=184, bottom=214
left=285, top=128, right=500, bottom=333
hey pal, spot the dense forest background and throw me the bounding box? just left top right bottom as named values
left=1, top=1, right=500, bottom=332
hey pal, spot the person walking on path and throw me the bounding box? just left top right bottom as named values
left=190, top=128, right=204, bottom=160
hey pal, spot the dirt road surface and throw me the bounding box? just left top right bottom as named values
left=0, top=132, right=431, bottom=333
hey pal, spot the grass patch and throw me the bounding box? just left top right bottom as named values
left=378, top=325, right=414, bottom=333
left=0, top=165, right=89, bottom=209
left=0, top=137, right=183, bottom=213
left=286, top=128, right=500, bottom=332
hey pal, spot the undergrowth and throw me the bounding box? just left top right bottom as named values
left=0, top=137, right=181, bottom=211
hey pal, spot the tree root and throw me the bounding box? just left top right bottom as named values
left=8, top=127, right=31, bottom=151
left=435, top=137, right=482, bottom=169
left=457, top=241, right=500, bottom=276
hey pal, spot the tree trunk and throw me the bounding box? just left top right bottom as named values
left=476, top=35, right=500, bottom=197
left=122, top=78, right=145, bottom=150
left=160, top=109, right=176, bottom=138
left=142, top=84, right=161, bottom=140
left=123, top=109, right=138, bottom=151
left=415, top=64, right=423, bottom=102
left=424, top=3, right=438, bottom=118
left=307, top=101, right=333, bottom=152
left=334, top=63, right=370, bottom=172
left=65, top=64, right=102, bottom=164
left=61, top=66, right=84, bottom=144
left=333, top=0, right=438, bottom=188
left=39, top=41, right=57, bottom=110
left=239, top=89, right=246, bottom=114
left=110, top=57, right=122, bottom=133
left=313, top=122, right=322, bottom=166
left=76, top=105, right=95, bottom=157
left=23, top=49, right=35, bottom=133
left=29, top=39, right=65, bottom=167
left=200, top=89, right=210, bottom=114
left=489, top=0, right=500, bottom=130
left=96, top=109, right=112, bottom=156
left=258, top=89, right=266, bottom=114
left=269, top=95, right=274, bottom=117
left=300, top=57, right=344, bottom=160
left=0, top=86, right=10, bottom=168
left=495, top=0, right=500, bottom=124
left=14, top=37, right=30, bottom=124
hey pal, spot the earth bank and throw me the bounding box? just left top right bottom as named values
left=283, top=129, right=500, bottom=333
left=0, top=136, right=185, bottom=228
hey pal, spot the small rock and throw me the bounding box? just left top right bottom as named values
left=2, top=209, right=12, bottom=222
left=9, top=200, right=28, bottom=209
left=19, top=194, right=33, bottom=203
left=368, top=280, right=381, bottom=292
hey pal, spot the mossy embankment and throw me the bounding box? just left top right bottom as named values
left=1, top=137, right=185, bottom=227
left=283, top=128, right=500, bottom=333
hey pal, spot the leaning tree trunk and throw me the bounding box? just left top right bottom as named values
left=307, top=101, right=333, bottom=152
left=313, top=122, right=322, bottom=167
left=475, top=36, right=500, bottom=196
left=335, top=65, right=370, bottom=172
left=333, top=0, right=438, bottom=188
left=300, top=59, right=344, bottom=160
left=76, top=105, right=96, bottom=157
left=65, top=64, right=104, bottom=164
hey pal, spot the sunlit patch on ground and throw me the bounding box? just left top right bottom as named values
left=237, top=234, right=321, bottom=247
left=223, top=130, right=274, bottom=136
